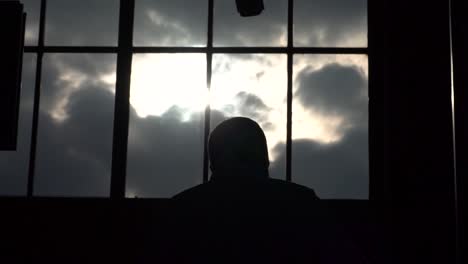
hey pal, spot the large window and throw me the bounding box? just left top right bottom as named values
left=0, top=0, right=368, bottom=199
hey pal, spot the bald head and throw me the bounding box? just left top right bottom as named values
left=208, top=117, right=269, bottom=176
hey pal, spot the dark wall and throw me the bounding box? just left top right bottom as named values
left=0, top=1, right=25, bottom=150
left=451, top=0, right=468, bottom=263
left=0, top=198, right=386, bottom=263
left=371, top=0, right=456, bottom=263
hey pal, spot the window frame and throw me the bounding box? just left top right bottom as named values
left=23, top=0, right=373, bottom=199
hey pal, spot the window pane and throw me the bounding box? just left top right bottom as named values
left=294, top=0, right=367, bottom=47
left=292, top=54, right=368, bottom=199
left=45, top=0, right=119, bottom=46
left=0, top=54, right=36, bottom=196
left=214, top=0, right=287, bottom=47
left=211, top=54, right=287, bottom=180
left=126, top=54, right=207, bottom=198
left=22, top=0, right=41, bottom=46
left=134, top=0, right=207, bottom=46
left=34, top=54, right=116, bottom=197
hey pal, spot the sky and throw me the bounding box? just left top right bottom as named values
left=0, top=0, right=368, bottom=199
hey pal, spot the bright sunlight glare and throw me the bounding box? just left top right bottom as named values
left=130, top=53, right=208, bottom=120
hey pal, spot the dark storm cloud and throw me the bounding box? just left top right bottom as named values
left=235, top=91, right=271, bottom=121
left=0, top=52, right=117, bottom=196
left=270, top=61, right=369, bottom=199
left=270, top=126, right=368, bottom=199
left=294, top=0, right=367, bottom=46
left=33, top=74, right=212, bottom=197
left=1, top=56, right=368, bottom=198
left=295, top=63, right=368, bottom=131
left=34, top=82, right=115, bottom=196
left=44, top=0, right=119, bottom=45
left=126, top=107, right=208, bottom=198
left=0, top=51, right=220, bottom=197
left=40, top=53, right=116, bottom=115
left=32, top=52, right=213, bottom=197
left=50, top=54, right=116, bottom=78
left=133, top=0, right=208, bottom=46
left=23, top=0, right=366, bottom=48
left=210, top=108, right=230, bottom=129
left=3, top=1, right=369, bottom=197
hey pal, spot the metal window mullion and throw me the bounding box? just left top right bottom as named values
left=24, top=46, right=118, bottom=53
left=203, top=0, right=214, bottom=183
left=23, top=46, right=368, bottom=55
left=286, top=0, right=294, bottom=182
left=27, top=0, right=47, bottom=197
left=131, top=46, right=367, bottom=54
left=110, top=0, right=135, bottom=198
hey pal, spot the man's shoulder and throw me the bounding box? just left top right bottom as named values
left=171, top=183, right=212, bottom=201
left=172, top=178, right=320, bottom=201
left=266, top=178, right=320, bottom=199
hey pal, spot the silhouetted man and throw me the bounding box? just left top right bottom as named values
left=164, top=117, right=367, bottom=264
left=173, top=117, right=319, bottom=203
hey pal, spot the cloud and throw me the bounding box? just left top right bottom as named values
left=294, top=63, right=368, bottom=131
left=33, top=53, right=214, bottom=197
left=133, top=0, right=208, bottom=46
left=234, top=91, right=272, bottom=122
left=23, top=0, right=366, bottom=48
left=33, top=82, right=115, bottom=197
left=7, top=1, right=369, bottom=198
left=270, top=126, right=368, bottom=199
left=213, top=0, right=288, bottom=46
left=126, top=106, right=208, bottom=198
left=294, top=0, right=367, bottom=46
left=44, top=0, right=119, bottom=45
left=40, top=54, right=116, bottom=120
left=271, top=61, right=369, bottom=199
left=0, top=53, right=116, bottom=197
left=0, top=56, right=368, bottom=199
left=0, top=52, right=221, bottom=197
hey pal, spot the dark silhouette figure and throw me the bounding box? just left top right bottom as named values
left=159, top=117, right=367, bottom=263
left=174, top=117, right=319, bottom=202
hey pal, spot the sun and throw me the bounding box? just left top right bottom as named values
left=130, top=53, right=208, bottom=119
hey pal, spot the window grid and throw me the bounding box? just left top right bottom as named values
left=24, top=0, right=369, bottom=198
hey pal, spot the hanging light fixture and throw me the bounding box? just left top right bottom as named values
left=235, top=0, right=264, bottom=17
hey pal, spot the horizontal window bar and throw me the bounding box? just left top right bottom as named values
left=24, top=46, right=119, bottom=53
left=25, top=46, right=368, bottom=54
left=134, top=47, right=368, bottom=54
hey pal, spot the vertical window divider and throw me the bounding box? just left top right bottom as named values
left=203, top=0, right=214, bottom=183
left=286, top=0, right=293, bottom=182
left=110, top=0, right=135, bottom=198
left=27, top=0, right=47, bottom=197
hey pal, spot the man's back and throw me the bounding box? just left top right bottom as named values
left=158, top=118, right=366, bottom=263
left=173, top=176, right=319, bottom=203
left=169, top=176, right=323, bottom=264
